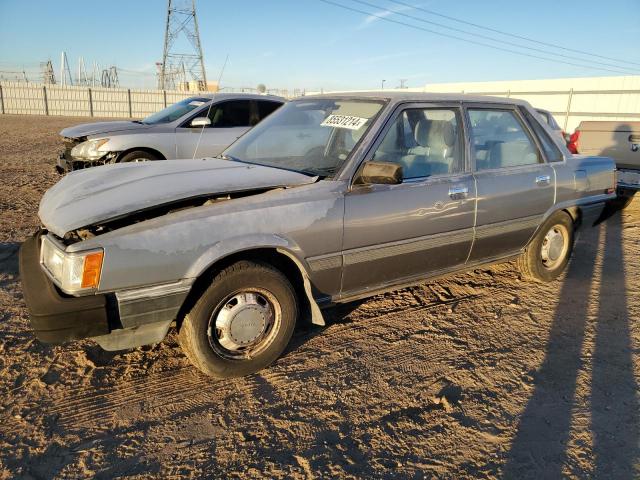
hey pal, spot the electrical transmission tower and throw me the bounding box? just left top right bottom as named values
left=159, top=0, right=207, bottom=91
left=41, top=60, right=56, bottom=84
left=101, top=66, right=120, bottom=88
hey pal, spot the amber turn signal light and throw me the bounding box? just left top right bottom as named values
left=81, top=251, right=104, bottom=289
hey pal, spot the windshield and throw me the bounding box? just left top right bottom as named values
left=142, top=97, right=210, bottom=125
left=222, top=98, right=386, bottom=177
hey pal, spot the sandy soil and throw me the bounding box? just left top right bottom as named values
left=0, top=114, right=638, bottom=479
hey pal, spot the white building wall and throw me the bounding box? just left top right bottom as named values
left=419, top=76, right=640, bottom=132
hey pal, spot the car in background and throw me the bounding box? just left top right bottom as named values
left=20, top=92, right=616, bottom=378
left=535, top=108, right=566, bottom=143
left=567, top=120, right=640, bottom=207
left=56, top=93, right=285, bottom=173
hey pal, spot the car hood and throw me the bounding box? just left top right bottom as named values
left=60, top=121, right=153, bottom=138
left=39, top=158, right=317, bottom=237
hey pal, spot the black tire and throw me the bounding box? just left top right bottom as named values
left=118, top=150, right=159, bottom=163
left=178, top=260, right=298, bottom=378
left=517, top=211, right=574, bottom=283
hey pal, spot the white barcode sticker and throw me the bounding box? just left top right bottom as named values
left=321, top=114, right=368, bottom=130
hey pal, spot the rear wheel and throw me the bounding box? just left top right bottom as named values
left=517, top=211, right=574, bottom=283
left=178, top=260, right=298, bottom=378
left=118, top=150, right=159, bottom=163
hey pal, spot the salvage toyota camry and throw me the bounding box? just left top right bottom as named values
left=20, top=92, right=616, bottom=378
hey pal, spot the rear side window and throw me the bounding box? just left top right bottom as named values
left=208, top=100, right=252, bottom=127
left=522, top=108, right=563, bottom=162
left=257, top=101, right=282, bottom=121
left=468, top=109, right=541, bottom=171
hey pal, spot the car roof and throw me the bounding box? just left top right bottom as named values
left=298, top=90, right=531, bottom=106
left=189, top=92, right=286, bottom=102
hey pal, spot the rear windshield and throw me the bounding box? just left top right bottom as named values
left=142, top=97, right=210, bottom=125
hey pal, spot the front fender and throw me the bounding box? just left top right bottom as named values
left=95, top=133, right=175, bottom=160
left=186, top=233, right=308, bottom=278
left=187, top=234, right=326, bottom=326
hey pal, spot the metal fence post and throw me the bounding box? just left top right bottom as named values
left=564, top=88, right=574, bottom=131
left=127, top=89, right=132, bottom=118
left=88, top=88, right=94, bottom=117
left=42, top=86, right=49, bottom=115
left=0, top=84, right=4, bottom=114
left=163, top=90, right=167, bottom=108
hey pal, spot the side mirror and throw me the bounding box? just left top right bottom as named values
left=355, top=161, right=403, bottom=185
left=190, top=117, right=211, bottom=128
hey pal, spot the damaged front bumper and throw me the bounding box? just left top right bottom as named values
left=56, top=152, right=114, bottom=174
left=19, top=233, right=192, bottom=350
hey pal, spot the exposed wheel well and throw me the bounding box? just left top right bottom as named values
left=175, top=248, right=310, bottom=332
left=116, top=147, right=166, bottom=162
left=563, top=207, right=580, bottom=226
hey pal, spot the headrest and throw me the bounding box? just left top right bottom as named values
left=414, top=119, right=431, bottom=147
left=414, top=119, right=456, bottom=148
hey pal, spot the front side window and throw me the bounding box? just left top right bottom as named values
left=222, top=98, right=385, bottom=177
left=142, top=97, right=210, bottom=125
left=207, top=100, right=252, bottom=128
left=257, top=101, right=282, bottom=121
left=372, top=108, right=463, bottom=179
left=468, top=109, right=541, bottom=170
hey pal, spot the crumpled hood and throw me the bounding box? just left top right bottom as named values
left=39, top=158, right=317, bottom=237
left=60, top=121, right=152, bottom=138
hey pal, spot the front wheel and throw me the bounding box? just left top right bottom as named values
left=178, top=260, right=298, bottom=378
left=118, top=150, right=159, bottom=163
left=517, top=211, right=574, bottom=283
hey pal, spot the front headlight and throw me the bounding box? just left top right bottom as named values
left=70, top=138, right=110, bottom=160
left=40, top=236, right=104, bottom=293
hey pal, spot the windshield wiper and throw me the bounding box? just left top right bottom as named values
left=131, top=120, right=146, bottom=124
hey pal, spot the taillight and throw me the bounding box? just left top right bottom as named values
left=567, top=130, right=580, bottom=154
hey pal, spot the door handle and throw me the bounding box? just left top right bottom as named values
left=448, top=185, right=469, bottom=199
left=535, top=175, right=551, bottom=186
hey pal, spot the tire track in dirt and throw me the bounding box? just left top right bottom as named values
left=46, top=288, right=495, bottom=430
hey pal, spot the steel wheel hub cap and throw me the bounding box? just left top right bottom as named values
left=211, top=292, right=274, bottom=352
left=541, top=225, right=567, bottom=268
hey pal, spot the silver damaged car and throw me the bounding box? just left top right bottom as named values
left=56, top=93, right=284, bottom=173
left=20, top=92, right=616, bottom=378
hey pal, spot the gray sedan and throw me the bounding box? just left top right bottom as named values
left=56, top=93, right=284, bottom=173
left=21, top=92, right=616, bottom=378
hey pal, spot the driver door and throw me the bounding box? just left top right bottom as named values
left=175, top=100, right=254, bottom=158
left=341, top=104, right=476, bottom=295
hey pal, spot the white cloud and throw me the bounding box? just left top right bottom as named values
left=357, top=2, right=422, bottom=29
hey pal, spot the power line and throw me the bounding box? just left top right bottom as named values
left=385, top=0, right=640, bottom=68
left=350, top=0, right=639, bottom=74
left=317, top=0, right=636, bottom=76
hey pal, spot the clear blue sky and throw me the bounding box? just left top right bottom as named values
left=1, top=0, right=639, bottom=91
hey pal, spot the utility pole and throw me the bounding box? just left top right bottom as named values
left=60, top=51, right=73, bottom=86
left=159, top=0, right=207, bottom=91
left=399, top=79, right=407, bottom=89
left=381, top=79, right=386, bottom=90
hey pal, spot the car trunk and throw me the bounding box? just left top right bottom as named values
left=577, top=121, right=640, bottom=170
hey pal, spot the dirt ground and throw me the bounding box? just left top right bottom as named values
left=0, top=114, right=638, bottom=479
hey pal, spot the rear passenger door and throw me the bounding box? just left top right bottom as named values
left=466, top=105, right=554, bottom=262
left=342, top=104, right=476, bottom=294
